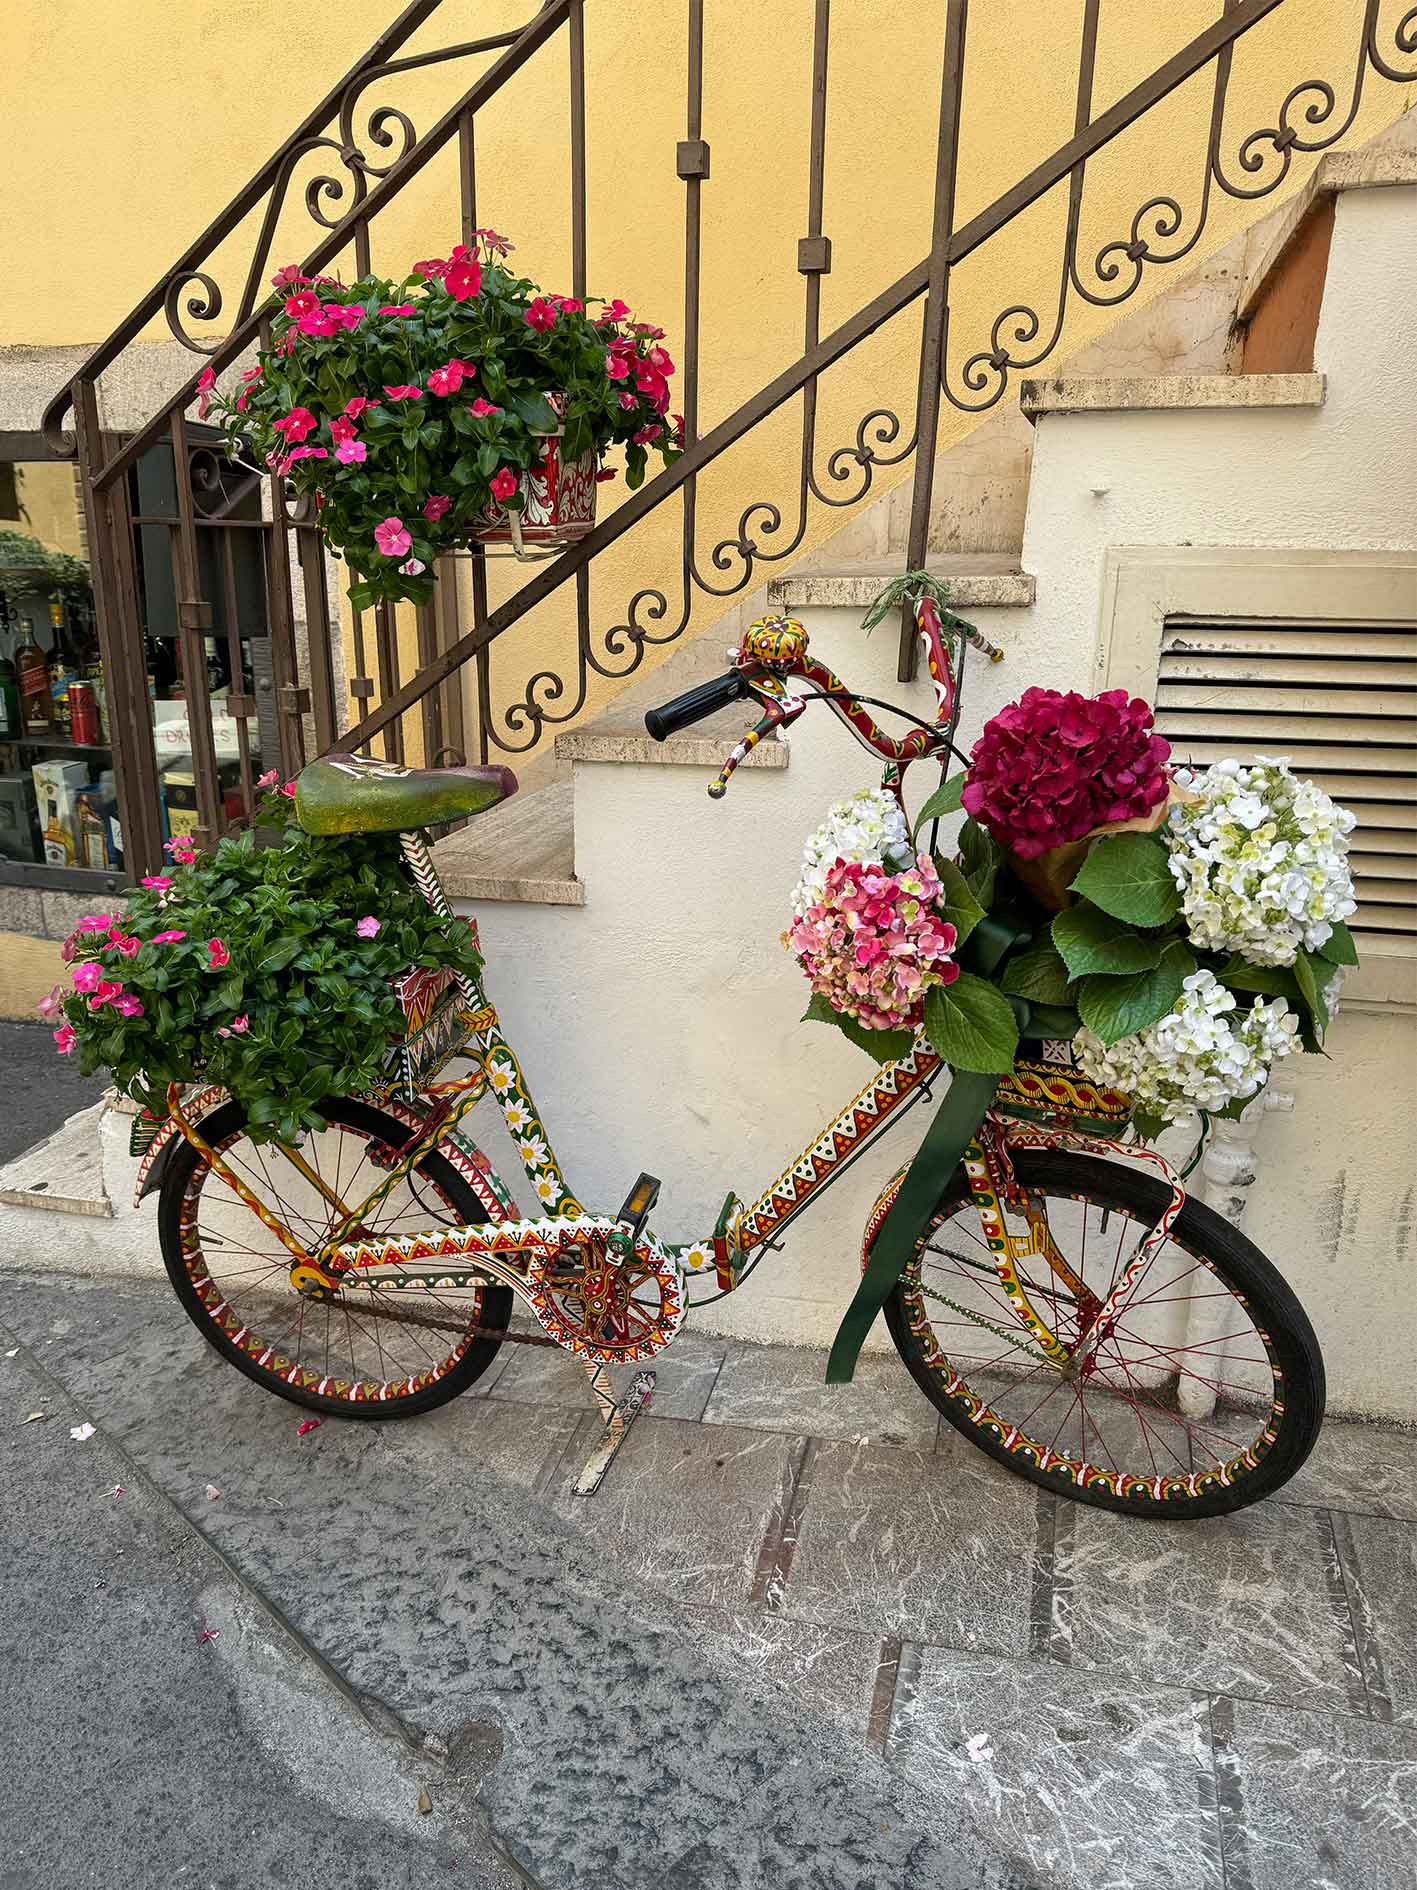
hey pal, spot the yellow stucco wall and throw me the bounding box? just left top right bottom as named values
left=2, top=1, right=1407, bottom=762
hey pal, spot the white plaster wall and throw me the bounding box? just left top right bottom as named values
left=467, top=179, right=1417, bottom=1414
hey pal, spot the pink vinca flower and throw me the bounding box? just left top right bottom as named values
left=489, top=467, right=518, bottom=503
left=412, top=256, right=448, bottom=280
left=329, top=415, right=356, bottom=443
left=78, top=914, right=113, bottom=932
left=206, top=938, right=230, bottom=971
left=280, top=781, right=297, bottom=799
left=595, top=467, right=618, bottom=483
left=256, top=768, right=280, bottom=788
left=524, top=296, right=557, bottom=333
left=399, top=558, right=426, bottom=576
left=474, top=227, right=512, bottom=257
left=71, top=962, right=102, bottom=995
left=166, top=836, right=197, bottom=863
left=355, top=916, right=381, bottom=938
left=344, top=397, right=380, bottom=418
left=284, top=445, right=327, bottom=464
left=444, top=248, right=481, bottom=302
left=597, top=298, right=632, bottom=324
left=616, top=391, right=638, bottom=413
left=113, top=994, right=145, bottom=1018
left=324, top=303, right=364, bottom=333
left=427, top=359, right=475, bottom=396
left=382, top=384, right=422, bottom=402
left=422, top=495, right=451, bottom=522
left=217, top=1013, right=250, bottom=1038
left=151, top=930, right=187, bottom=945
left=283, top=291, right=320, bottom=322
left=374, top=517, right=412, bottom=558
left=88, top=980, right=124, bottom=1012
left=195, top=366, right=217, bottom=420
left=271, top=265, right=309, bottom=289
left=556, top=296, right=583, bottom=314
left=468, top=397, right=500, bottom=418
left=141, top=874, right=173, bottom=893
left=605, top=352, right=631, bottom=381
left=272, top=407, right=317, bottom=444
left=378, top=303, right=417, bottom=319
left=334, top=438, right=367, bottom=465
left=53, top=1022, right=76, bottom=1056
left=107, top=933, right=141, bottom=959
left=37, top=984, right=65, bottom=1021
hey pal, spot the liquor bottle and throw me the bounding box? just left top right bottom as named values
left=0, top=650, right=21, bottom=740
left=42, top=789, right=74, bottom=866
left=14, top=627, right=55, bottom=734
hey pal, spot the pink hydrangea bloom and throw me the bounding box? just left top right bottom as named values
left=374, top=517, right=412, bottom=557
left=489, top=468, right=518, bottom=502
left=786, top=855, right=959, bottom=1032
left=961, top=687, right=1172, bottom=859
left=355, top=916, right=381, bottom=938
left=422, top=495, right=451, bottom=521
left=334, top=438, right=367, bottom=464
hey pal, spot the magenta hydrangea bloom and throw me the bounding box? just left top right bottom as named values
left=961, top=687, right=1171, bottom=860
left=787, top=855, right=958, bottom=1032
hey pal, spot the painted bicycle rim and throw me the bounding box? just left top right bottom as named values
left=898, top=1185, right=1285, bottom=1504
left=176, top=1117, right=498, bottom=1405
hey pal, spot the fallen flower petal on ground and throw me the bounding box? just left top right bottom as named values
left=70, top=1422, right=96, bottom=1441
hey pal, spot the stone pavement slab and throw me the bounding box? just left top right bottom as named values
left=0, top=1338, right=521, bottom=1890
left=1330, top=1508, right=1417, bottom=1724
left=701, top=1341, right=942, bottom=1450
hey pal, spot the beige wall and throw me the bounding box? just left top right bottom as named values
left=1, top=2, right=1409, bottom=761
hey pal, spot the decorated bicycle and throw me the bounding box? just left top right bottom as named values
left=46, top=569, right=1356, bottom=1513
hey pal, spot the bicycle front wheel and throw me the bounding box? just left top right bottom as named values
left=882, top=1148, right=1324, bottom=1519
left=158, top=1097, right=513, bottom=1419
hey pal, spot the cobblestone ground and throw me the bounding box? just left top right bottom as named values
left=2, top=1268, right=1414, bottom=1889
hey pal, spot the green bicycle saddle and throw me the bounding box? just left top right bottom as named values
left=294, top=754, right=518, bottom=835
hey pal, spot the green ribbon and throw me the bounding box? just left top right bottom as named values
left=824, top=910, right=1031, bottom=1385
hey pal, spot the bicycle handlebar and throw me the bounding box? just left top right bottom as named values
left=644, top=669, right=754, bottom=741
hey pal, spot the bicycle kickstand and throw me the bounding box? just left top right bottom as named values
left=572, top=1357, right=657, bottom=1497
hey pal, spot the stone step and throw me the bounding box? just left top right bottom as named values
left=0, top=1099, right=112, bottom=1219
left=1020, top=370, right=1325, bottom=420
left=431, top=778, right=583, bottom=907
left=767, top=552, right=1035, bottom=613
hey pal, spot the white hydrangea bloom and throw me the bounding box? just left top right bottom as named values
left=1165, top=756, right=1356, bottom=967
left=791, top=786, right=911, bottom=918
left=1074, top=969, right=1299, bottom=1121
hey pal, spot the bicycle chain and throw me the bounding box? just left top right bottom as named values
left=338, top=1296, right=560, bottom=1347
left=916, top=1272, right=1057, bottom=1366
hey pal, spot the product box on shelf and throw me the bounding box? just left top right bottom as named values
left=31, top=758, right=90, bottom=867
left=0, top=772, right=42, bottom=863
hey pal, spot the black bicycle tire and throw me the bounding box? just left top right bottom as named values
left=882, top=1147, right=1325, bottom=1519
left=157, top=1096, right=513, bottom=1419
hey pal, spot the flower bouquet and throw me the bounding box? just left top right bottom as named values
left=789, top=691, right=1358, bottom=1139
left=200, top=229, right=681, bottom=607
left=41, top=781, right=482, bottom=1145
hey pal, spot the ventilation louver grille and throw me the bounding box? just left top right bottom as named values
left=1156, top=619, right=1417, bottom=944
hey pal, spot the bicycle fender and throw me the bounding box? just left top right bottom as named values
left=132, top=1085, right=230, bottom=1206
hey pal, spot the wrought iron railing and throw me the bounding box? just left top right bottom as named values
left=46, top=0, right=1416, bottom=874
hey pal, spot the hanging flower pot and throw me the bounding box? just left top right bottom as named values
left=468, top=392, right=599, bottom=559
left=199, top=232, right=682, bottom=606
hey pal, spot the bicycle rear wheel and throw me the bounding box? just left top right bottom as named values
left=882, top=1147, right=1324, bottom=1518
left=158, top=1096, right=512, bottom=1419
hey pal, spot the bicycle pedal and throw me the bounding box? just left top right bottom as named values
left=614, top=1172, right=661, bottom=1238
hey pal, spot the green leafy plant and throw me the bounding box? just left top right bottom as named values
left=44, top=787, right=481, bottom=1144
left=201, top=229, right=681, bottom=608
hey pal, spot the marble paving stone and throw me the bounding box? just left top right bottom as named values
left=695, top=1606, right=888, bottom=1743
left=702, top=1342, right=941, bottom=1449
left=489, top=1326, right=728, bottom=1421
left=1213, top=1693, right=1417, bottom=1890
left=888, top=1648, right=1221, bottom=1890
left=1066, top=1501, right=1364, bottom=1713
left=1281, top=1418, right=1417, bottom=1522
left=1333, top=1509, right=1417, bottom=1723
left=550, top=1412, right=806, bottom=1611
left=777, top=1439, right=1039, bottom=1653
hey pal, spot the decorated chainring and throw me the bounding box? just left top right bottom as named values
left=527, top=1230, right=685, bottom=1364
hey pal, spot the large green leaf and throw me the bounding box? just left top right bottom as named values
left=1315, top=919, right=1358, bottom=967
left=922, top=972, right=1020, bottom=1074
left=1293, top=947, right=1329, bottom=1039
left=933, top=856, right=985, bottom=947
left=1052, top=902, right=1163, bottom=980
left=801, top=994, right=914, bottom=1065
left=1069, top=832, right=1181, bottom=928
left=999, top=933, right=1075, bottom=1005
left=1077, top=940, right=1195, bottom=1047
left=957, top=818, right=1001, bottom=906
left=913, top=772, right=965, bottom=838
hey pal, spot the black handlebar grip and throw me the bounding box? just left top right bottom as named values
left=644, top=669, right=752, bottom=742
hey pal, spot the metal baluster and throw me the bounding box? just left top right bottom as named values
left=373, top=600, right=405, bottom=763
left=167, top=411, right=223, bottom=845
left=433, top=555, right=467, bottom=764
left=898, top=0, right=968, bottom=682
left=296, top=525, right=339, bottom=755
left=414, top=599, right=444, bottom=765
left=218, top=531, right=255, bottom=816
